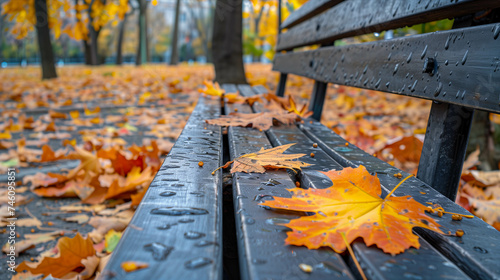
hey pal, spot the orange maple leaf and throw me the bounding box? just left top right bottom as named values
left=261, top=166, right=443, bottom=255
left=105, top=166, right=153, bottom=199
left=39, top=145, right=66, bottom=162
left=16, top=233, right=96, bottom=278
left=206, top=112, right=297, bottom=131
left=216, top=143, right=312, bottom=174
left=381, top=136, right=423, bottom=163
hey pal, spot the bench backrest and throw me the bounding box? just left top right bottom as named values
left=273, top=0, right=500, bottom=200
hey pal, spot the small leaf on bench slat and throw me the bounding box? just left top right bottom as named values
left=216, top=143, right=311, bottom=174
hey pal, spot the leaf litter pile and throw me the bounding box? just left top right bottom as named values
left=0, top=64, right=498, bottom=279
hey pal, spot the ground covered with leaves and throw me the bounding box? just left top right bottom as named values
left=0, top=64, right=498, bottom=279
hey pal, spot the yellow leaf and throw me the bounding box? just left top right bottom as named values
left=0, top=132, right=12, bottom=139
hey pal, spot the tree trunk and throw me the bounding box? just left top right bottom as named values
left=83, top=41, right=91, bottom=65
left=212, top=0, right=247, bottom=84
left=87, top=0, right=98, bottom=65
left=116, top=13, right=128, bottom=65
left=145, top=6, right=150, bottom=62
left=135, top=0, right=147, bottom=65
left=34, top=0, right=57, bottom=79
left=170, top=0, right=181, bottom=65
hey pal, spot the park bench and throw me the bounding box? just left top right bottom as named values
left=102, top=1, right=500, bottom=279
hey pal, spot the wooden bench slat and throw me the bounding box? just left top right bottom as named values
left=228, top=84, right=356, bottom=279
left=277, top=0, right=500, bottom=51
left=299, top=121, right=500, bottom=280
left=264, top=125, right=473, bottom=280
left=243, top=86, right=474, bottom=280
left=102, top=96, right=223, bottom=279
left=274, top=23, right=500, bottom=114
left=280, top=0, right=344, bottom=29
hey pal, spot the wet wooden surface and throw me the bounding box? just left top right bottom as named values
left=102, top=96, right=223, bottom=279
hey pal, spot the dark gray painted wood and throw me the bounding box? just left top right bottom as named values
left=264, top=125, right=472, bottom=280
left=252, top=85, right=269, bottom=95
left=276, top=73, right=288, bottom=97
left=230, top=84, right=355, bottom=280
left=299, top=121, right=500, bottom=280
left=280, top=0, right=343, bottom=29
left=277, top=0, right=500, bottom=50
left=246, top=86, right=475, bottom=280
left=274, top=23, right=500, bottom=114
left=309, top=81, right=328, bottom=121
left=101, top=96, right=223, bottom=279
left=417, top=102, right=474, bottom=200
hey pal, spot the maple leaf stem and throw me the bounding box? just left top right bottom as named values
left=340, top=232, right=367, bottom=280
left=442, top=211, right=475, bottom=219
left=385, top=174, right=414, bottom=198
left=211, top=160, right=233, bottom=175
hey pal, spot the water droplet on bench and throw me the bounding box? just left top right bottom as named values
left=184, top=231, right=206, bottom=239
left=254, top=194, right=274, bottom=201
left=493, top=24, right=500, bottom=39
left=473, top=246, right=488, bottom=254
left=195, top=240, right=218, bottom=247
left=151, top=207, right=209, bottom=216
left=179, top=218, right=195, bottom=223
left=144, top=243, right=173, bottom=261
left=420, top=45, right=428, bottom=59
left=266, top=218, right=291, bottom=225
left=185, top=257, right=213, bottom=269
left=160, top=191, right=176, bottom=197
left=245, top=217, right=256, bottom=225
left=403, top=272, right=423, bottom=279
left=264, top=179, right=281, bottom=186
left=461, top=50, right=468, bottom=65
left=190, top=191, right=205, bottom=197
left=252, top=258, right=267, bottom=265
left=157, top=223, right=177, bottom=230
left=444, top=36, right=450, bottom=50
left=406, top=52, right=413, bottom=63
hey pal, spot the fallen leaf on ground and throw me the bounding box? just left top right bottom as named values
left=16, top=233, right=96, bottom=278
left=261, top=165, right=443, bottom=255
left=216, top=143, right=311, bottom=174
left=104, top=229, right=122, bottom=253
left=2, top=231, right=62, bottom=256
left=206, top=112, right=297, bottom=131
left=64, top=214, right=90, bottom=224
left=463, top=195, right=500, bottom=230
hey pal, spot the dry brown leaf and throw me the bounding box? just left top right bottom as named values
left=206, top=112, right=297, bottom=131
left=64, top=214, right=90, bottom=224
left=2, top=231, right=62, bottom=256
left=216, top=143, right=312, bottom=174
left=88, top=215, right=131, bottom=243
